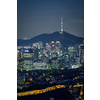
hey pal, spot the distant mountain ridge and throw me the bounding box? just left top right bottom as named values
left=17, top=31, right=84, bottom=46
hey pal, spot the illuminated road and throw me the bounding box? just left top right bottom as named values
left=17, top=85, right=65, bottom=97
left=17, top=84, right=83, bottom=97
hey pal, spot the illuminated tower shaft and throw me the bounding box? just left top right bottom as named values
left=61, top=17, right=63, bottom=32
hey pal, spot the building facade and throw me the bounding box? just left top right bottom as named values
left=23, top=49, right=34, bottom=70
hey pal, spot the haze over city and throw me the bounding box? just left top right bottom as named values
left=17, top=0, right=84, bottom=39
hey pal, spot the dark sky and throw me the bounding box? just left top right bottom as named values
left=17, top=0, right=84, bottom=39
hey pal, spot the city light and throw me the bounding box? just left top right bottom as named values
left=17, top=0, right=84, bottom=99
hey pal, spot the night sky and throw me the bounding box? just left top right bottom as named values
left=17, top=0, right=84, bottom=39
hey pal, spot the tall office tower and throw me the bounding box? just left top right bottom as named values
left=17, top=49, right=21, bottom=70
left=58, top=59, right=65, bottom=68
left=17, top=49, right=21, bottom=65
left=55, top=41, right=61, bottom=56
left=46, top=43, right=49, bottom=49
left=23, top=49, right=34, bottom=70
left=76, top=57, right=80, bottom=65
left=55, top=41, right=61, bottom=49
left=33, top=43, right=38, bottom=49
left=79, top=44, right=84, bottom=64
left=51, top=41, right=55, bottom=51
left=38, top=48, right=43, bottom=57
left=75, top=45, right=79, bottom=56
left=51, top=58, right=59, bottom=69
left=62, top=46, right=68, bottom=55
left=51, top=52, right=58, bottom=58
left=60, top=17, right=63, bottom=34
left=34, top=48, right=38, bottom=60
left=38, top=41, right=43, bottom=49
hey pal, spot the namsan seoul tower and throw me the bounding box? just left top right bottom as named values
left=60, top=17, right=63, bottom=34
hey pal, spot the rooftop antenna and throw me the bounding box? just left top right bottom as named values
left=48, top=29, right=49, bottom=34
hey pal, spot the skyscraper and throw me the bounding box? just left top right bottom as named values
left=79, top=44, right=84, bottom=64
left=23, top=49, right=34, bottom=70
left=34, top=48, right=38, bottom=60
left=62, top=46, right=68, bottom=55
left=17, top=49, right=21, bottom=70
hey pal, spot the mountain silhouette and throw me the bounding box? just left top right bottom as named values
left=17, top=31, right=84, bottom=46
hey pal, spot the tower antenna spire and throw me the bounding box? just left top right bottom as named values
left=60, top=17, right=63, bottom=34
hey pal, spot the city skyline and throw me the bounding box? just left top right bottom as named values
left=17, top=1, right=84, bottom=98
left=17, top=0, right=84, bottom=39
